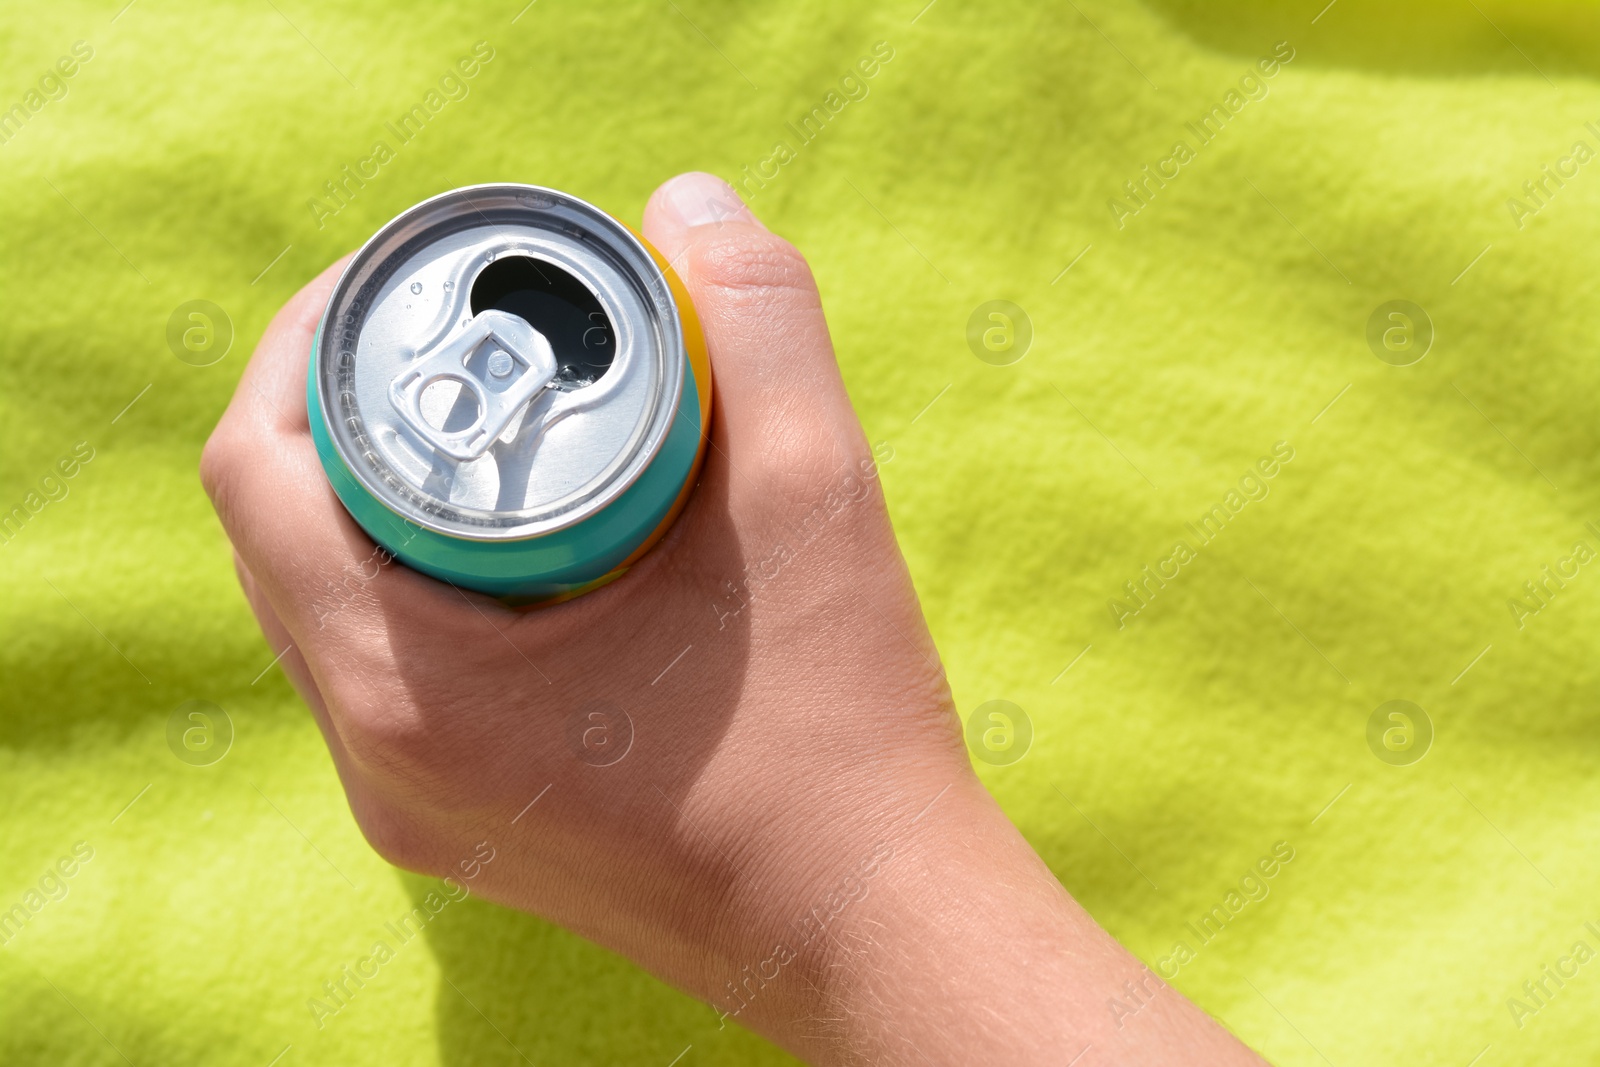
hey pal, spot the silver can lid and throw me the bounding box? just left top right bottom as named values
left=314, top=184, right=685, bottom=541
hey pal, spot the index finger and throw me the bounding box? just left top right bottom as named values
left=237, top=255, right=351, bottom=435
left=201, top=254, right=451, bottom=643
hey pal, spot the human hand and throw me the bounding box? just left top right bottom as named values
left=201, top=172, right=1266, bottom=1066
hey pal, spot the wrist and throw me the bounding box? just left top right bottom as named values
left=697, top=773, right=1265, bottom=1066
left=694, top=770, right=1020, bottom=1058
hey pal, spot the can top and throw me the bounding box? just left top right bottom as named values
left=314, top=184, right=686, bottom=542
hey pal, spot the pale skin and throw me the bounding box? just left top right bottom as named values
left=201, top=171, right=1269, bottom=1066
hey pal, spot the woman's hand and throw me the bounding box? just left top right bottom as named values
left=201, top=172, right=1266, bottom=1066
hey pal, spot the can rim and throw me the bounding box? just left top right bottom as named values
left=312, top=183, right=687, bottom=542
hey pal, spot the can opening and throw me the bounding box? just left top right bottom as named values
left=470, top=255, right=614, bottom=391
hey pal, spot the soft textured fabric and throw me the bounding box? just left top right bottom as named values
left=3, top=1, right=1598, bottom=1063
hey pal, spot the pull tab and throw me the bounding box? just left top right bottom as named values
left=389, top=309, right=557, bottom=462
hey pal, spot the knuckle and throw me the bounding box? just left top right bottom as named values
left=749, top=419, right=878, bottom=503
left=341, top=709, right=446, bottom=791
left=689, top=229, right=818, bottom=302
left=348, top=799, right=437, bottom=874
left=199, top=427, right=241, bottom=527
left=745, top=447, right=894, bottom=579
left=754, top=417, right=837, bottom=483
left=827, top=465, right=892, bottom=542
left=198, top=429, right=230, bottom=500
left=334, top=692, right=488, bottom=816
left=797, top=462, right=890, bottom=549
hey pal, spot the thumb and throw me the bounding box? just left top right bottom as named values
left=641, top=172, right=866, bottom=493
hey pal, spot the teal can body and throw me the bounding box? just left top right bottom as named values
left=306, top=185, right=713, bottom=604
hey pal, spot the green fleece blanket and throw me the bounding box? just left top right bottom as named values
left=4, top=1, right=1598, bottom=1063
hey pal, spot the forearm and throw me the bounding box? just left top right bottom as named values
left=721, top=778, right=1266, bottom=1066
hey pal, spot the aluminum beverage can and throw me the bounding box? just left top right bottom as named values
left=307, top=184, right=712, bottom=603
